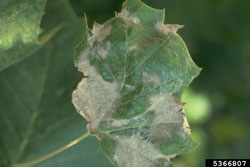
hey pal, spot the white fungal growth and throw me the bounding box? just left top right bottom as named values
left=155, top=22, right=165, bottom=33
left=110, top=92, right=187, bottom=139
left=72, top=49, right=120, bottom=132
left=111, top=119, right=130, bottom=127
left=155, top=22, right=181, bottom=34
left=114, top=134, right=172, bottom=167
left=118, top=8, right=140, bottom=24
left=148, top=93, right=187, bottom=140
left=128, top=45, right=138, bottom=52
left=120, top=8, right=130, bottom=18
left=124, top=84, right=136, bottom=90
left=111, top=92, right=188, bottom=167
left=131, top=16, right=140, bottom=24
left=89, top=23, right=112, bottom=47
left=142, top=72, right=161, bottom=87
left=96, top=41, right=112, bottom=60
left=149, top=93, right=183, bottom=124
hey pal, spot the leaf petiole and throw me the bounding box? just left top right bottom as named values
left=12, top=132, right=90, bottom=167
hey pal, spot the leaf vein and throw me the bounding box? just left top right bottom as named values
left=14, top=51, right=52, bottom=163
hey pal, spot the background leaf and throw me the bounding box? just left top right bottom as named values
left=0, top=0, right=48, bottom=71
left=0, top=0, right=111, bottom=166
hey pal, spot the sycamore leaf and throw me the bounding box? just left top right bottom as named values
left=72, top=0, right=201, bottom=166
left=0, top=0, right=47, bottom=71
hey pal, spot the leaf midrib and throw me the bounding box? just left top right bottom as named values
left=92, top=16, right=172, bottom=94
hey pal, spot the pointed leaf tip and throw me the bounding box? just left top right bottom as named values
left=121, top=0, right=165, bottom=26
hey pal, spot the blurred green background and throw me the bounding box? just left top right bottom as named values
left=70, top=0, right=250, bottom=166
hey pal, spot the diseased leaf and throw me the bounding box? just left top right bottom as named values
left=0, top=0, right=47, bottom=71
left=0, top=0, right=111, bottom=167
left=72, top=0, right=201, bottom=166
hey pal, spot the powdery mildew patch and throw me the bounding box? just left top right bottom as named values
left=109, top=92, right=187, bottom=132
left=72, top=49, right=120, bottom=132
left=148, top=93, right=189, bottom=140
left=118, top=8, right=141, bottom=24
left=142, top=72, right=161, bottom=87
left=88, top=23, right=112, bottom=47
left=96, top=41, right=112, bottom=60
left=111, top=92, right=188, bottom=166
left=114, top=134, right=172, bottom=167
left=120, top=8, right=130, bottom=18
left=110, top=119, right=130, bottom=127
left=130, top=16, right=140, bottom=24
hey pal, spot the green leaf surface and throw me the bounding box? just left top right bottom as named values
left=0, top=0, right=47, bottom=71
left=73, top=0, right=201, bottom=166
left=0, top=0, right=111, bottom=167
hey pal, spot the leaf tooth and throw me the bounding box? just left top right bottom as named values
left=155, top=22, right=184, bottom=34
